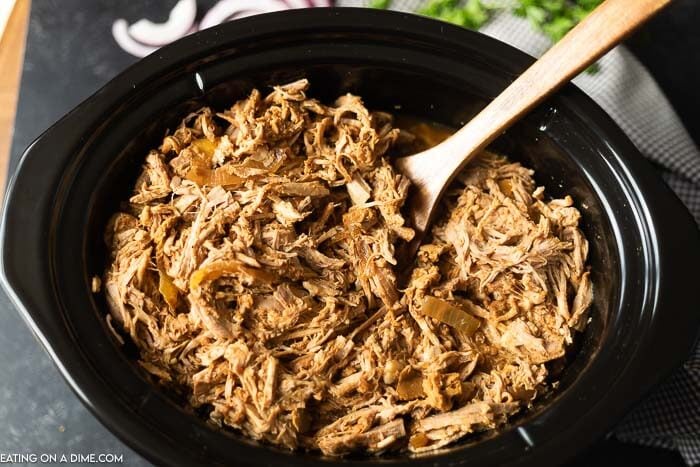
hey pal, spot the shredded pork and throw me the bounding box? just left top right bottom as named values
left=101, top=79, right=592, bottom=455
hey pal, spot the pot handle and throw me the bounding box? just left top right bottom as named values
left=634, top=174, right=700, bottom=386
left=0, top=104, right=90, bottom=337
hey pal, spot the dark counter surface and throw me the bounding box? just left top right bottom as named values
left=1, top=1, right=697, bottom=465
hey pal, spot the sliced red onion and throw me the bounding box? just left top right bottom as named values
left=200, top=0, right=289, bottom=30
left=128, top=0, right=197, bottom=47
left=283, top=0, right=312, bottom=7
left=114, top=0, right=334, bottom=57
left=228, top=10, right=261, bottom=20
left=112, top=19, right=159, bottom=58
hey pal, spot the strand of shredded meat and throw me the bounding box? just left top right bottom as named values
left=100, top=79, right=592, bottom=455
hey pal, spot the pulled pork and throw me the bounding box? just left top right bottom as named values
left=101, top=79, right=592, bottom=455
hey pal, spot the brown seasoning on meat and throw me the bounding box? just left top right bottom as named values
left=101, top=79, right=592, bottom=455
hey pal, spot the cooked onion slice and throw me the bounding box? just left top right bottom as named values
left=396, top=367, right=424, bottom=400
left=158, top=268, right=179, bottom=309
left=185, top=165, right=244, bottom=187
left=409, top=433, right=431, bottom=450
left=184, top=139, right=286, bottom=187
left=190, top=138, right=218, bottom=160
left=420, top=296, right=481, bottom=336
left=190, top=260, right=275, bottom=289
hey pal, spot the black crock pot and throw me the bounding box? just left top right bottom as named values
left=2, top=8, right=699, bottom=467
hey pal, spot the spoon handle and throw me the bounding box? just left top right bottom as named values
left=425, top=0, right=672, bottom=183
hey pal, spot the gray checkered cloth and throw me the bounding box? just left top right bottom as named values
left=338, top=1, right=700, bottom=464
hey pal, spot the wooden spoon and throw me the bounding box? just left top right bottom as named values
left=395, top=0, right=671, bottom=255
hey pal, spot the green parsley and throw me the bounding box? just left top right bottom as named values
left=369, top=0, right=392, bottom=8
left=368, top=0, right=603, bottom=72
left=514, top=0, right=603, bottom=43
left=418, top=0, right=493, bottom=29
